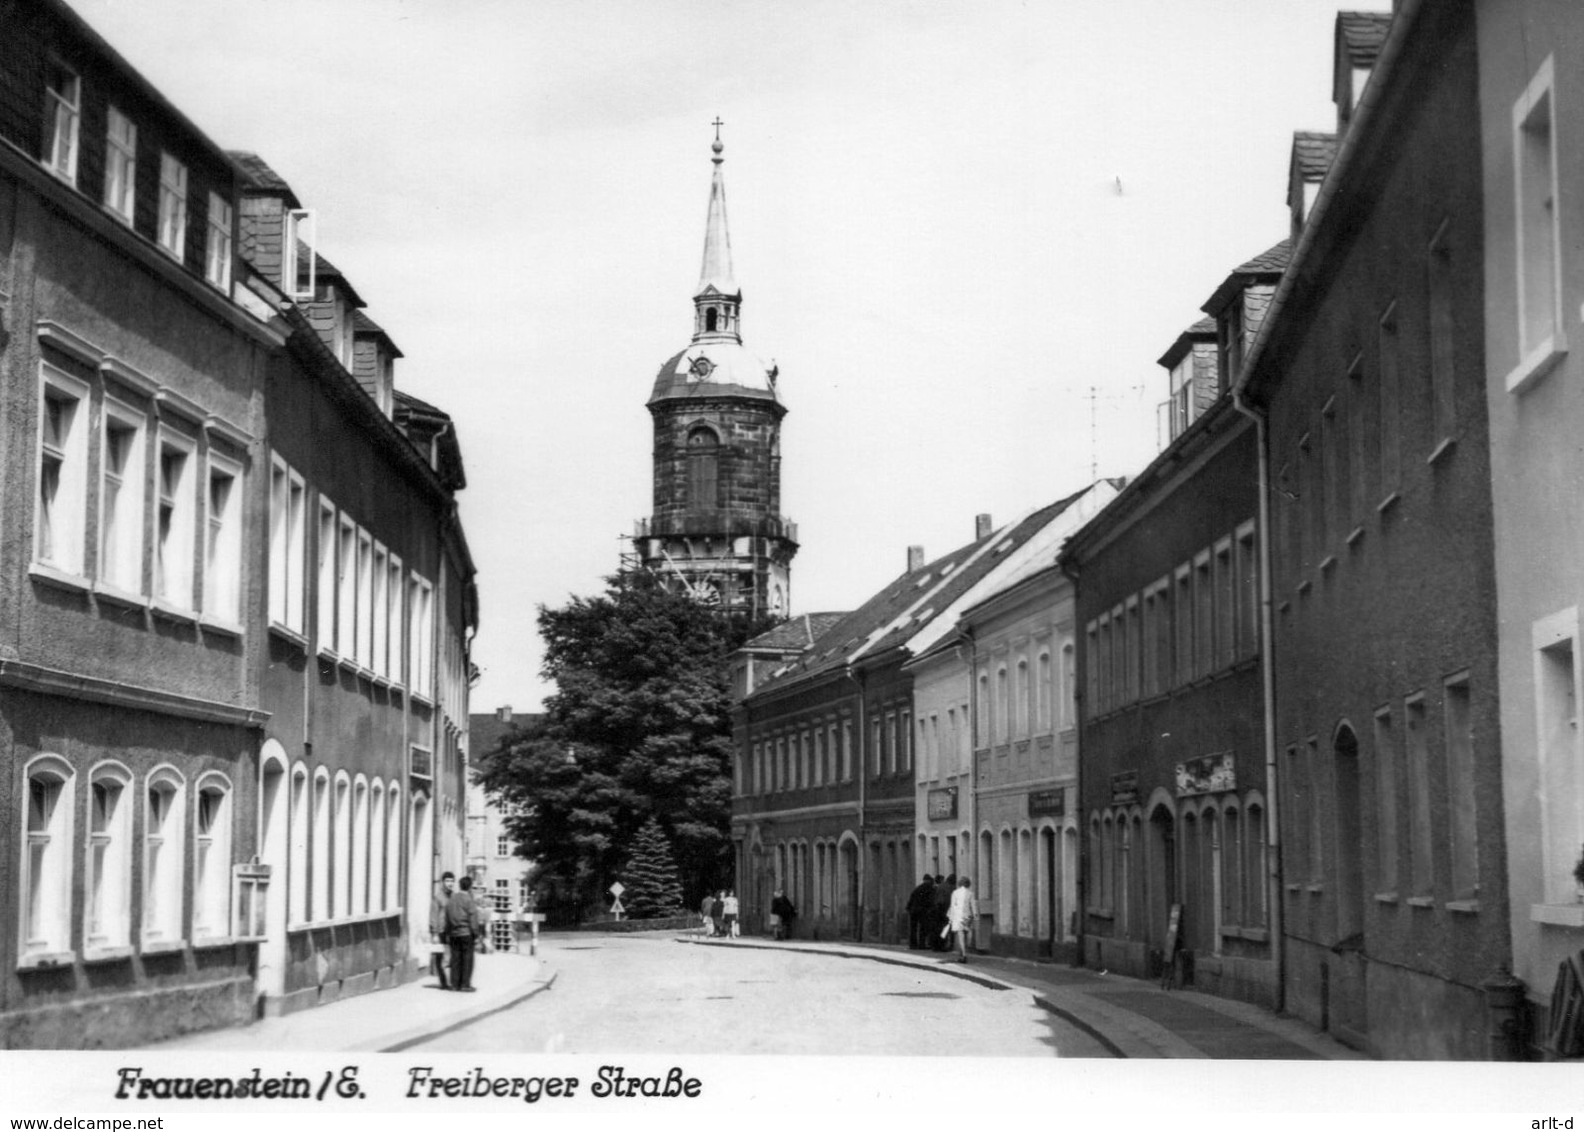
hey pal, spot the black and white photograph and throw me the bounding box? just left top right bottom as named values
left=0, top=0, right=1581, bottom=1122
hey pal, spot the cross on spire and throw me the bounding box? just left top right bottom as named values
left=712, top=116, right=725, bottom=143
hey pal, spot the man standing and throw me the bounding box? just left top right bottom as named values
left=446, top=875, right=482, bottom=992
left=700, top=891, right=716, bottom=937
left=905, top=874, right=936, bottom=950
left=429, top=872, right=456, bottom=989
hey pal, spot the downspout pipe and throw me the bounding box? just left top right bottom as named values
left=960, top=627, right=978, bottom=895
left=844, top=665, right=867, bottom=941
left=1057, top=557, right=1085, bottom=968
left=1232, top=387, right=1284, bottom=1013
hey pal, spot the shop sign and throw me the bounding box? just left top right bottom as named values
left=927, top=787, right=958, bottom=821
left=1027, top=789, right=1065, bottom=817
left=1176, top=751, right=1236, bottom=797
left=1110, top=771, right=1139, bottom=806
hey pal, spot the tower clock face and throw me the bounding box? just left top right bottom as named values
left=687, top=356, right=715, bottom=382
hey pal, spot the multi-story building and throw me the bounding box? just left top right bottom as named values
left=1063, top=245, right=1282, bottom=1009
left=634, top=132, right=796, bottom=620
left=955, top=563, right=1082, bottom=961
left=733, top=486, right=1116, bottom=944
left=1475, top=0, right=1584, bottom=1056
left=1239, top=0, right=1510, bottom=1058
left=1, top=1, right=475, bottom=1045
left=466, top=705, right=539, bottom=951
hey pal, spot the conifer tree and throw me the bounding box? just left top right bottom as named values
left=621, top=816, right=685, bottom=919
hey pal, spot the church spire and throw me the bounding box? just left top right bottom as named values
left=693, top=118, right=740, bottom=343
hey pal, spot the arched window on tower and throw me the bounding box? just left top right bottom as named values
left=686, top=426, right=719, bottom=513
left=705, top=308, right=718, bottom=333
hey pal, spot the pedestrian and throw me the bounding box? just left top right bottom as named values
left=947, top=876, right=978, bottom=963
left=710, top=890, right=725, bottom=938
left=429, top=871, right=455, bottom=989
left=905, top=873, right=936, bottom=950
left=931, top=874, right=954, bottom=951
left=700, top=891, right=716, bottom=937
left=770, top=889, right=797, bottom=940
left=446, top=875, right=482, bottom=992
left=722, top=889, right=739, bottom=938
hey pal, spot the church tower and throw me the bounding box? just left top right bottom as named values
left=635, top=126, right=796, bottom=619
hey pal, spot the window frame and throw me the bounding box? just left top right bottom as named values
left=268, top=457, right=307, bottom=635
left=142, top=766, right=187, bottom=947
left=98, top=394, right=147, bottom=597
left=156, top=152, right=188, bottom=261
left=153, top=424, right=198, bottom=613
left=1507, top=55, right=1567, bottom=394
left=102, top=106, right=136, bottom=223
left=192, top=772, right=233, bottom=941
left=22, top=754, right=76, bottom=962
left=205, top=191, right=233, bottom=293
left=202, top=448, right=244, bottom=628
left=43, top=60, right=80, bottom=185
left=85, top=760, right=134, bottom=954
left=36, top=364, right=91, bottom=580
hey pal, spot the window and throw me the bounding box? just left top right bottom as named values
left=1285, top=745, right=1306, bottom=887
left=497, top=832, right=512, bottom=858
left=1374, top=708, right=1399, bottom=894
left=384, top=784, right=402, bottom=912
left=1222, top=805, right=1243, bottom=928
left=155, top=429, right=197, bottom=610
left=157, top=153, right=187, bottom=260
left=870, top=718, right=882, bottom=777
left=283, top=208, right=316, bottom=300
left=205, top=192, right=233, bottom=292
left=86, top=763, right=133, bottom=951
left=333, top=774, right=351, bottom=919
left=1347, top=354, right=1369, bottom=526
left=311, top=768, right=331, bottom=922
left=387, top=554, right=404, bottom=683
left=204, top=453, right=242, bottom=625
left=370, top=781, right=386, bottom=911
left=99, top=400, right=146, bottom=594
left=1016, top=659, right=1031, bottom=736
left=1037, top=649, right=1052, bottom=730
left=23, top=756, right=75, bottom=958
left=1405, top=695, right=1433, bottom=899
left=337, top=517, right=355, bottom=655
left=1378, top=304, right=1401, bottom=500
left=1141, top=588, right=1161, bottom=698
left=408, top=574, right=434, bottom=693
left=1123, top=599, right=1139, bottom=704
left=37, top=366, right=89, bottom=576
left=1194, top=552, right=1213, bottom=676
left=1428, top=221, right=1456, bottom=448
left=1245, top=802, right=1267, bottom=927
left=143, top=769, right=186, bottom=943
left=1174, top=567, right=1193, bottom=685
left=357, top=530, right=373, bottom=667
left=289, top=765, right=310, bottom=926
left=1537, top=621, right=1582, bottom=904
left=1444, top=674, right=1477, bottom=901
left=317, top=500, right=337, bottom=652
left=1313, top=408, right=1331, bottom=558
left=1235, top=524, right=1258, bottom=658
left=900, top=710, right=912, bottom=772
left=842, top=719, right=853, bottom=782
left=686, top=426, right=719, bottom=512
left=1306, top=738, right=1323, bottom=884
left=1062, top=642, right=1076, bottom=727
left=193, top=776, right=232, bottom=939
left=372, top=545, right=389, bottom=677
left=1215, top=539, right=1235, bottom=667
left=1512, top=57, right=1563, bottom=387
left=268, top=459, right=306, bottom=632
left=103, top=107, right=136, bottom=222
left=351, top=778, right=369, bottom=916
left=996, top=666, right=1009, bottom=741
left=1095, top=618, right=1110, bottom=714
left=43, top=61, right=79, bottom=183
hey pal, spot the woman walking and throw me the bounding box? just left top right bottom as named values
left=947, top=877, right=978, bottom=963
left=722, top=890, right=740, bottom=938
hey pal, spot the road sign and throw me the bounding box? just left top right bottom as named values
left=609, top=882, right=625, bottom=897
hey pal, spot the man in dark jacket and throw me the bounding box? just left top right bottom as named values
left=446, top=875, right=484, bottom=992
left=429, top=872, right=456, bottom=988
left=931, top=874, right=955, bottom=951
left=905, top=874, right=936, bottom=949
left=770, top=890, right=797, bottom=940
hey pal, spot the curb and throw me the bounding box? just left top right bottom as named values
left=351, top=967, right=558, bottom=1054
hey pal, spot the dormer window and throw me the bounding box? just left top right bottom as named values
left=43, top=61, right=79, bottom=184
left=282, top=208, right=317, bottom=300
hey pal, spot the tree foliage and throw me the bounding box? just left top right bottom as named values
left=475, top=570, right=774, bottom=914
left=621, top=816, right=686, bottom=918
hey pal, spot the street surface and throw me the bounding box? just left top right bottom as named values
left=406, top=932, right=1112, bottom=1056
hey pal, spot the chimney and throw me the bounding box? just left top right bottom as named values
left=496, top=705, right=513, bottom=723
left=907, top=545, right=925, bottom=572
left=975, top=514, right=993, bottom=540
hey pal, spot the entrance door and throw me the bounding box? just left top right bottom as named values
left=1148, top=804, right=1176, bottom=950
left=1331, top=725, right=1368, bottom=1045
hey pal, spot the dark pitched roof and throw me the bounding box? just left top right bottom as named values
left=1237, top=239, right=1292, bottom=276
left=469, top=712, right=543, bottom=759
left=228, top=150, right=300, bottom=205
left=1292, top=132, right=1339, bottom=181
left=748, top=488, right=1093, bottom=699
left=744, top=613, right=849, bottom=653
left=1203, top=239, right=1291, bottom=317
left=1157, top=316, right=1219, bottom=369
left=353, top=309, right=404, bottom=357
left=394, top=389, right=449, bottom=420
left=1338, top=11, right=1392, bottom=66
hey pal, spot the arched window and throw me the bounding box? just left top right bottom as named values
left=996, top=666, right=1009, bottom=743
left=1016, top=659, right=1031, bottom=738
left=386, top=782, right=403, bottom=912
left=24, top=755, right=75, bottom=958
left=311, top=768, right=331, bottom=922
left=1245, top=801, right=1267, bottom=927
left=289, top=764, right=310, bottom=926
left=86, top=761, right=133, bottom=951
left=143, top=767, right=186, bottom=943
left=1037, top=650, right=1052, bottom=731
left=370, top=781, right=386, bottom=912
left=1088, top=815, right=1102, bottom=916
left=1222, top=804, right=1242, bottom=928
left=977, top=671, right=990, bottom=743
left=1061, top=642, right=1076, bottom=728
left=352, top=776, right=370, bottom=915
left=686, top=426, right=719, bottom=513
left=979, top=828, right=995, bottom=896
left=333, top=772, right=352, bottom=918
left=193, top=773, right=233, bottom=940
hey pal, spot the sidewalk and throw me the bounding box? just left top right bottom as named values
left=147, top=950, right=553, bottom=1052
left=681, top=934, right=1366, bottom=1060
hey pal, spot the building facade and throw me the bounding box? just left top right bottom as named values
left=635, top=133, right=796, bottom=620
left=1, top=1, right=475, bottom=1045
left=1240, top=0, right=1511, bottom=1058
left=467, top=705, right=538, bottom=951
left=1475, top=0, right=1584, bottom=1055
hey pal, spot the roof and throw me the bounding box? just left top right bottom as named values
left=1156, top=316, right=1218, bottom=369
left=312, top=252, right=367, bottom=309
left=469, top=711, right=543, bottom=759
left=744, top=613, right=849, bottom=653
left=1292, top=132, right=1339, bottom=181
left=648, top=342, right=783, bottom=406
left=748, top=488, right=1097, bottom=699
left=1337, top=11, right=1392, bottom=66
left=228, top=150, right=301, bottom=207
left=395, top=390, right=467, bottom=491
left=353, top=309, right=404, bottom=357
left=697, top=141, right=739, bottom=298
left=1202, top=239, right=1291, bottom=317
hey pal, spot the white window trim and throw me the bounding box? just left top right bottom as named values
left=372, top=543, right=389, bottom=680
left=351, top=775, right=370, bottom=916
left=333, top=772, right=352, bottom=920
left=44, top=61, right=80, bottom=185
left=316, top=498, right=337, bottom=657
left=142, top=766, right=187, bottom=948
left=192, top=772, right=233, bottom=941
left=288, top=763, right=311, bottom=928
left=269, top=457, right=307, bottom=636
left=35, top=363, right=91, bottom=582
left=384, top=783, right=402, bottom=913
left=408, top=572, right=434, bottom=699
left=337, top=516, right=356, bottom=663
left=388, top=552, right=404, bottom=688
left=21, top=754, right=76, bottom=965
left=283, top=208, right=317, bottom=301
left=311, top=767, right=331, bottom=924
left=1508, top=55, right=1569, bottom=394
left=97, top=395, right=148, bottom=601
left=157, top=152, right=188, bottom=261
left=85, top=760, right=134, bottom=957
left=205, top=192, right=233, bottom=293
left=153, top=426, right=198, bottom=616
left=202, top=449, right=244, bottom=630
left=356, top=529, right=374, bottom=670
left=103, top=106, right=136, bottom=224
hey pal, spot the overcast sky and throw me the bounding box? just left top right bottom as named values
left=76, top=0, right=1385, bottom=714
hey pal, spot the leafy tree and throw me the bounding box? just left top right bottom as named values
left=620, top=816, right=686, bottom=918
left=475, top=570, right=775, bottom=915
